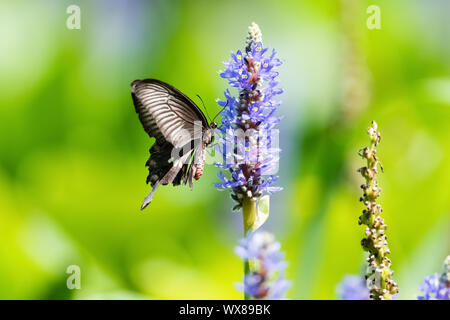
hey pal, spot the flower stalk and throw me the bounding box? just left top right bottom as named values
left=358, top=121, right=398, bottom=300
left=242, top=197, right=256, bottom=299
left=242, top=197, right=257, bottom=235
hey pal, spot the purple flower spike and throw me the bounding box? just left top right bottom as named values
left=418, top=273, right=449, bottom=300
left=235, top=231, right=290, bottom=300
left=337, top=275, right=370, bottom=300
left=214, top=22, right=282, bottom=210
left=417, top=256, right=450, bottom=300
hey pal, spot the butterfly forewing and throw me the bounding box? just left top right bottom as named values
left=132, top=79, right=208, bottom=147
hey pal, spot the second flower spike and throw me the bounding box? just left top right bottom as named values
left=235, top=231, right=290, bottom=299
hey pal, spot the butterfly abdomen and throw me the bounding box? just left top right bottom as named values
left=194, top=145, right=207, bottom=180
left=194, top=163, right=204, bottom=180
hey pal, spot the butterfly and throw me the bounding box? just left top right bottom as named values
left=131, top=79, right=217, bottom=210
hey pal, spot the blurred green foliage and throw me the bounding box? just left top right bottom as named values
left=0, top=0, right=448, bottom=299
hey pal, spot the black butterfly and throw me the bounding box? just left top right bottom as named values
left=131, top=79, right=217, bottom=210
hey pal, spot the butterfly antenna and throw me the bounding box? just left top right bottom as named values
left=196, top=94, right=211, bottom=122
left=212, top=100, right=228, bottom=123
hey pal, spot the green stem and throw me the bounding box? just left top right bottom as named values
left=243, top=196, right=257, bottom=235
left=242, top=196, right=257, bottom=300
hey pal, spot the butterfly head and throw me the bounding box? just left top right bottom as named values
left=204, top=123, right=217, bottom=146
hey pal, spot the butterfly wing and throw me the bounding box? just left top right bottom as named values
left=131, top=79, right=209, bottom=210
left=132, top=79, right=209, bottom=147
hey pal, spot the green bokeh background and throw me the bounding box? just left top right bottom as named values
left=0, top=0, right=448, bottom=299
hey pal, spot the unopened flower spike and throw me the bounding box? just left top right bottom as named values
left=358, top=121, right=399, bottom=300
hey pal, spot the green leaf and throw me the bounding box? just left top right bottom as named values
left=252, top=195, right=270, bottom=231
